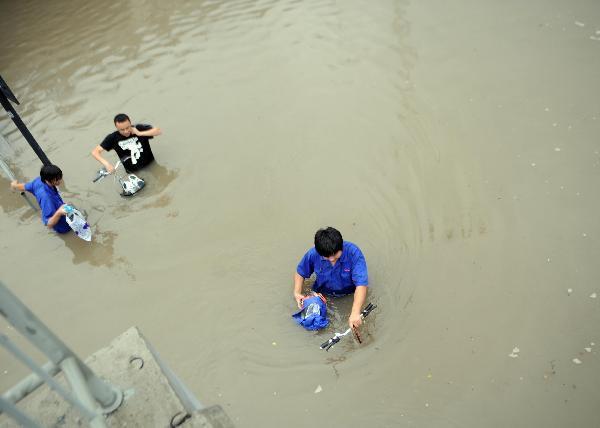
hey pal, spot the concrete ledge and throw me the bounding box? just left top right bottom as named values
left=0, top=327, right=234, bottom=427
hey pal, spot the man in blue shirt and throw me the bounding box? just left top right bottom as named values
left=10, top=164, right=70, bottom=234
left=294, top=227, right=369, bottom=329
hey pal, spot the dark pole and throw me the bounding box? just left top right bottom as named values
left=0, top=74, right=51, bottom=166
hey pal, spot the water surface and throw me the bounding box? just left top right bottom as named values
left=1, top=0, right=599, bottom=426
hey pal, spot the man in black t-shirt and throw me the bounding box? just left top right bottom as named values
left=92, top=113, right=162, bottom=173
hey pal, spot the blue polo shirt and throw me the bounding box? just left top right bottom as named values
left=24, top=177, right=70, bottom=234
left=297, top=241, right=368, bottom=295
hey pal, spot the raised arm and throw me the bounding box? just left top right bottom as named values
left=131, top=126, right=162, bottom=137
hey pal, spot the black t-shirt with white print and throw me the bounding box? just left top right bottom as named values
left=100, top=124, right=155, bottom=172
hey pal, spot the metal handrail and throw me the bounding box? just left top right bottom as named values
left=0, top=281, right=123, bottom=427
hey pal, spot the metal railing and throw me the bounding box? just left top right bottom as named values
left=0, top=281, right=123, bottom=428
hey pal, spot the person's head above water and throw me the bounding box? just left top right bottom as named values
left=40, top=164, right=63, bottom=186
left=113, top=113, right=133, bottom=137
left=315, top=227, right=343, bottom=261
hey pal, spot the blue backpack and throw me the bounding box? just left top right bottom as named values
left=292, top=295, right=329, bottom=330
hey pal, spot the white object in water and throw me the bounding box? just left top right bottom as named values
left=93, top=157, right=145, bottom=197
left=65, top=206, right=92, bottom=242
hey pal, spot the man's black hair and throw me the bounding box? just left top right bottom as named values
left=40, top=164, right=63, bottom=183
left=114, top=113, right=131, bottom=124
left=314, top=227, right=343, bottom=257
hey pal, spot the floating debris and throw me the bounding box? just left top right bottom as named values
left=544, top=107, right=550, bottom=111
left=314, top=385, right=322, bottom=394
left=573, top=358, right=582, bottom=364
left=531, top=162, right=537, bottom=167
left=509, top=347, right=520, bottom=358
left=567, top=288, right=573, bottom=295
left=554, top=147, right=561, bottom=152
left=582, top=233, right=587, bottom=238
left=591, top=36, right=600, bottom=41
left=584, top=348, right=592, bottom=353
left=272, top=342, right=277, bottom=346
left=575, top=21, right=585, bottom=27
left=552, top=123, right=558, bottom=127
left=590, top=293, right=597, bottom=299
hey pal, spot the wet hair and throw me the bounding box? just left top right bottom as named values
left=314, top=227, right=343, bottom=257
left=40, top=164, right=63, bottom=184
left=114, top=113, right=131, bottom=124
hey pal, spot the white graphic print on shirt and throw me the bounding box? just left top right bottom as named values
left=117, top=137, right=144, bottom=164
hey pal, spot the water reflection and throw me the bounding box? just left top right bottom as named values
left=139, top=161, right=179, bottom=196
left=60, top=226, right=134, bottom=276
left=100, top=162, right=179, bottom=216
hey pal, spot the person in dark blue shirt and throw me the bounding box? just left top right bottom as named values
left=294, top=227, right=369, bottom=329
left=10, top=164, right=70, bottom=234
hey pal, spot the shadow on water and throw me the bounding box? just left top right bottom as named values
left=58, top=162, right=178, bottom=273
left=137, top=161, right=179, bottom=198
left=93, top=161, right=179, bottom=217
left=59, top=226, right=135, bottom=277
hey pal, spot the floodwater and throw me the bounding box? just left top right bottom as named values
left=1, top=0, right=599, bottom=426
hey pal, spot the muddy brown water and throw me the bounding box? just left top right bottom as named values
left=1, top=1, right=599, bottom=426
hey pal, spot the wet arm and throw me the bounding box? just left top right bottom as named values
left=349, top=286, right=368, bottom=328
left=91, top=145, right=115, bottom=172
left=293, top=272, right=305, bottom=308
